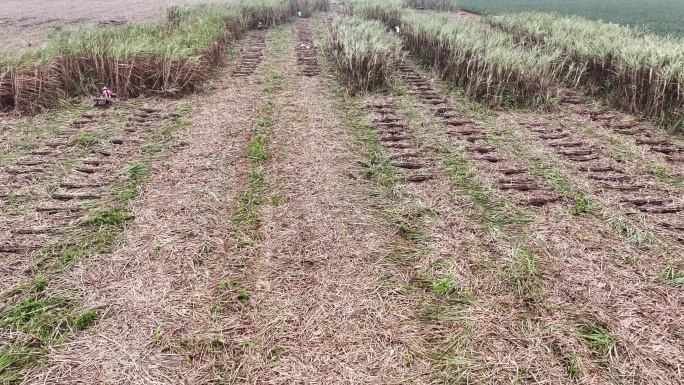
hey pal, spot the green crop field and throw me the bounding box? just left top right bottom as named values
left=458, top=0, right=684, bottom=37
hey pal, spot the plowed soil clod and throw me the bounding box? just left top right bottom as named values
left=392, top=162, right=425, bottom=169
left=381, top=135, right=411, bottom=142
left=611, top=121, right=638, bottom=128
left=540, top=133, right=569, bottom=140
left=588, top=174, right=631, bottom=182
left=525, top=196, right=562, bottom=206
left=560, top=149, right=594, bottom=156
left=636, top=138, right=670, bottom=145
left=600, top=183, right=645, bottom=191
left=0, top=245, right=34, bottom=253
left=445, top=119, right=474, bottom=126
left=531, top=127, right=562, bottom=133
left=651, top=146, right=680, bottom=154
left=450, top=130, right=481, bottom=136
left=620, top=197, right=671, bottom=206
left=567, top=154, right=600, bottom=162
left=464, top=135, right=487, bottom=142
left=408, top=174, right=434, bottom=182
left=498, top=168, right=528, bottom=175
left=480, top=156, right=500, bottom=163
left=639, top=206, right=683, bottom=214
left=501, top=182, right=538, bottom=191
left=548, top=141, right=585, bottom=148
left=5, top=167, right=47, bottom=174
left=468, top=146, right=496, bottom=154
left=384, top=143, right=412, bottom=149
left=36, top=207, right=82, bottom=214
left=52, top=193, right=102, bottom=200
left=13, top=227, right=59, bottom=235
left=390, top=153, right=420, bottom=160
left=75, top=166, right=99, bottom=174
left=59, top=183, right=104, bottom=189
left=578, top=165, right=615, bottom=172
left=660, top=222, right=684, bottom=231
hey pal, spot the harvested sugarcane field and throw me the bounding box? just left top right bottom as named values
left=1, top=0, right=684, bottom=383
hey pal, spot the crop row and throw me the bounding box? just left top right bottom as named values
left=326, top=16, right=401, bottom=94
left=0, top=0, right=330, bottom=113
left=341, top=0, right=684, bottom=129
left=400, top=11, right=576, bottom=108
left=490, top=13, right=684, bottom=128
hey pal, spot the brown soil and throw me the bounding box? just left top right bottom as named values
left=0, top=0, right=238, bottom=49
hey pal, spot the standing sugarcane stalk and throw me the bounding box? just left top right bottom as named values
left=490, top=12, right=684, bottom=129
left=326, top=16, right=402, bottom=94
left=400, top=11, right=563, bottom=108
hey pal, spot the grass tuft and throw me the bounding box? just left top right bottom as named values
left=550, top=344, right=581, bottom=381
left=82, top=207, right=135, bottom=227
left=432, top=276, right=455, bottom=295
left=605, top=216, right=653, bottom=246
left=505, top=247, right=543, bottom=301
left=70, top=132, right=101, bottom=148
left=0, top=348, right=40, bottom=384
left=0, top=297, right=73, bottom=341
left=577, top=321, right=618, bottom=365
left=72, top=310, right=100, bottom=331
left=660, top=265, right=684, bottom=286
left=248, top=133, right=269, bottom=161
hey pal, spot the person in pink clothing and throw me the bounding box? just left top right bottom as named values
left=101, top=86, right=113, bottom=105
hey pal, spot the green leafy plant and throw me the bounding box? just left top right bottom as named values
left=432, top=276, right=455, bottom=295
left=572, top=193, right=590, bottom=215
left=72, top=310, right=100, bottom=330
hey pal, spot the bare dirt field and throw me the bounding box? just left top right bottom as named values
left=0, top=0, right=237, bottom=49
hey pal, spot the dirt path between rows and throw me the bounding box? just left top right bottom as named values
left=237, top=21, right=431, bottom=383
